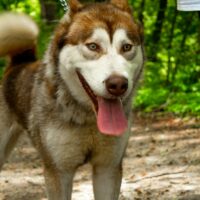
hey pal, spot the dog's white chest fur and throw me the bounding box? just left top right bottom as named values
left=42, top=124, right=130, bottom=170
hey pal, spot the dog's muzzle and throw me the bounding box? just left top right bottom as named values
left=76, top=70, right=128, bottom=136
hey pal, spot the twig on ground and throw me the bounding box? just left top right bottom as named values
left=127, top=166, right=189, bottom=183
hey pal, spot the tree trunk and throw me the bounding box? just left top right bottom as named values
left=138, top=0, right=145, bottom=25
left=39, top=0, right=56, bottom=22
left=171, top=13, right=195, bottom=85
left=150, top=0, right=168, bottom=61
left=39, top=0, right=46, bottom=20
left=197, top=12, right=200, bottom=65
left=166, top=8, right=178, bottom=85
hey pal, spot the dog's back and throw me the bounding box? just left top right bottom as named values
left=0, top=13, right=39, bottom=168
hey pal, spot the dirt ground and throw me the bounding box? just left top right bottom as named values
left=0, top=114, right=200, bottom=200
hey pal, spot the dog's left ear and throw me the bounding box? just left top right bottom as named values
left=68, top=0, right=83, bottom=14
left=110, top=0, right=132, bottom=13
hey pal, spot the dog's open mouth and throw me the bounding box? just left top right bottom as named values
left=76, top=70, right=127, bottom=136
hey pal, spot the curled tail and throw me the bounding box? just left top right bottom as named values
left=0, top=13, right=39, bottom=64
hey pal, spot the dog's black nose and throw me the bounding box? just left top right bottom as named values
left=105, top=75, right=128, bottom=96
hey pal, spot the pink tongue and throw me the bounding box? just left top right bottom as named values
left=97, top=97, right=128, bottom=136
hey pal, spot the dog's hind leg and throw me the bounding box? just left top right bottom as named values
left=0, top=122, right=23, bottom=169
left=0, top=98, right=23, bottom=170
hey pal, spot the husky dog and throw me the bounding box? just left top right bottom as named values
left=0, top=0, right=144, bottom=199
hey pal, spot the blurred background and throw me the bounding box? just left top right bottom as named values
left=0, top=0, right=199, bottom=116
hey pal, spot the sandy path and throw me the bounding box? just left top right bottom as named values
left=0, top=116, right=200, bottom=200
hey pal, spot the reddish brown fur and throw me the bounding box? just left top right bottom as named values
left=67, top=3, right=141, bottom=44
left=50, top=2, right=143, bottom=66
left=110, top=0, right=132, bottom=13
left=51, top=23, right=70, bottom=66
left=3, top=61, right=40, bottom=127
left=45, top=77, right=57, bottom=99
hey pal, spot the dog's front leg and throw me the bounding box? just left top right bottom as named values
left=92, top=164, right=122, bottom=200
left=44, top=167, right=75, bottom=200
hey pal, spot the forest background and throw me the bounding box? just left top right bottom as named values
left=0, top=0, right=199, bottom=116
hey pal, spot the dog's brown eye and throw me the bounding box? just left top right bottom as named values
left=122, top=44, right=133, bottom=52
left=86, top=43, right=99, bottom=51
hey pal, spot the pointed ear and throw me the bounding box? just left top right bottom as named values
left=68, top=0, right=83, bottom=14
left=110, top=0, right=132, bottom=13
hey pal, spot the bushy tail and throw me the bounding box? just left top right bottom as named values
left=0, top=12, right=39, bottom=64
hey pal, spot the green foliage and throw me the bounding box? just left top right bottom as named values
left=131, top=1, right=200, bottom=116
left=134, top=78, right=200, bottom=116
left=167, top=92, right=200, bottom=115
left=134, top=61, right=200, bottom=115
left=0, top=0, right=40, bottom=20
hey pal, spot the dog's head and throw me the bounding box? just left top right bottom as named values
left=52, top=0, right=144, bottom=136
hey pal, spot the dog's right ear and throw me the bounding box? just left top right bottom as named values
left=110, top=0, right=132, bottom=13
left=69, top=0, right=83, bottom=14
left=61, top=0, right=82, bottom=22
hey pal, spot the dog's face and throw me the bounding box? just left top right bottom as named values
left=56, top=0, right=144, bottom=135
